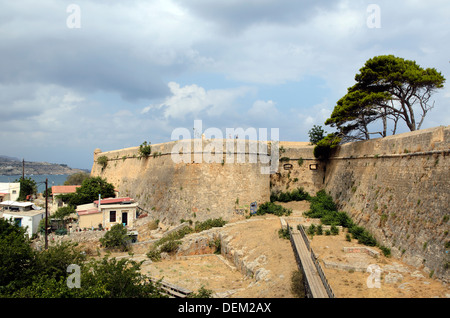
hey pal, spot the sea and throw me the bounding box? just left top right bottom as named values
left=0, top=174, right=71, bottom=194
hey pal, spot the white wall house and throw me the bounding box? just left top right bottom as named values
left=1, top=201, right=45, bottom=237
left=0, top=182, right=20, bottom=202
left=76, top=197, right=138, bottom=230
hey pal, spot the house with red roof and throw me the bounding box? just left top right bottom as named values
left=76, top=197, right=138, bottom=230
left=51, top=185, right=81, bottom=212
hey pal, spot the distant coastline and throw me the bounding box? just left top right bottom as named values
left=0, top=155, right=89, bottom=176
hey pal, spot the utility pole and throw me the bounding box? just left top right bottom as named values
left=45, top=178, right=48, bottom=250
left=22, top=158, right=25, bottom=180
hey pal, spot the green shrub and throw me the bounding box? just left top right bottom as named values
left=350, top=226, right=377, bottom=246
left=304, top=191, right=379, bottom=248
left=100, top=224, right=131, bottom=251
left=313, top=133, right=341, bottom=160
left=97, top=156, right=108, bottom=169
left=154, top=226, right=193, bottom=248
left=379, top=245, right=391, bottom=257
left=290, top=270, right=305, bottom=298
left=345, top=233, right=352, bottom=242
left=146, top=248, right=161, bottom=262
left=270, top=187, right=310, bottom=203
left=187, top=286, right=213, bottom=298
left=209, top=238, right=222, bottom=254
left=307, top=224, right=316, bottom=236
left=316, top=225, right=323, bottom=235
left=194, top=218, right=227, bottom=232
left=305, top=191, right=354, bottom=228
left=255, top=202, right=292, bottom=216
left=159, top=240, right=182, bottom=254
left=330, top=225, right=339, bottom=235
left=278, top=228, right=290, bottom=240
left=55, top=228, right=67, bottom=236
left=139, top=141, right=152, bottom=157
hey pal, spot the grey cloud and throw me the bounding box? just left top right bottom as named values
left=0, top=1, right=197, bottom=102
left=174, top=0, right=340, bottom=33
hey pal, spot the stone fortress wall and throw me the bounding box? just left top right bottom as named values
left=323, top=125, right=449, bottom=281
left=91, top=125, right=449, bottom=281
left=91, top=139, right=273, bottom=225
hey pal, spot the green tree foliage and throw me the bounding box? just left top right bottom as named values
left=0, top=219, right=164, bottom=298
left=32, top=242, right=86, bottom=281
left=326, top=90, right=391, bottom=141
left=308, top=125, right=326, bottom=145
left=0, top=218, right=35, bottom=291
left=326, top=55, right=445, bottom=141
left=79, top=256, right=163, bottom=298
left=58, top=176, right=116, bottom=207
left=313, top=133, right=342, bottom=159
left=53, top=206, right=75, bottom=221
left=100, top=224, right=132, bottom=251
left=64, top=172, right=90, bottom=185
left=16, top=177, right=37, bottom=200
left=187, top=286, right=214, bottom=298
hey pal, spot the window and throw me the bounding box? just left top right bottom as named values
left=110, top=211, right=116, bottom=222
left=14, top=218, right=22, bottom=227
left=12, top=190, right=17, bottom=194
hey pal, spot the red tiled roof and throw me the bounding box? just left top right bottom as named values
left=52, top=185, right=80, bottom=194
left=77, top=208, right=101, bottom=216
left=94, top=197, right=133, bottom=205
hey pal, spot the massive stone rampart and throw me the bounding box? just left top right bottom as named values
left=269, top=141, right=324, bottom=195
left=91, top=139, right=273, bottom=224
left=323, top=125, right=449, bottom=281
left=90, top=126, right=449, bottom=281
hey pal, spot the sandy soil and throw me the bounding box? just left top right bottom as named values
left=137, top=216, right=298, bottom=298
left=102, top=200, right=449, bottom=298
left=280, top=201, right=450, bottom=298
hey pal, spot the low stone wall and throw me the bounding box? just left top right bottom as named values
left=322, top=260, right=367, bottom=272
left=343, top=246, right=379, bottom=257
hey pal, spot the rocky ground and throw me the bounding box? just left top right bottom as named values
left=41, top=200, right=449, bottom=298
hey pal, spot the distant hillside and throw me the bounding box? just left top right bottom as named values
left=0, top=156, right=88, bottom=176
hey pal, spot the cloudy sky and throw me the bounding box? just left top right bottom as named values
left=1, top=0, right=449, bottom=170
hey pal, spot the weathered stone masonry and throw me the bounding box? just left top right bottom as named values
left=91, top=126, right=449, bottom=281
left=91, top=139, right=272, bottom=225
left=324, top=126, right=449, bottom=282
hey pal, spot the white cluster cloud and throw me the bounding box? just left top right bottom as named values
left=142, top=82, right=253, bottom=119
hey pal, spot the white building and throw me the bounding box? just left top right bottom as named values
left=1, top=200, right=45, bottom=237
left=0, top=182, right=20, bottom=202
left=76, top=197, right=139, bottom=230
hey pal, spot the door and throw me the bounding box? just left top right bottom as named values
left=122, top=212, right=128, bottom=226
